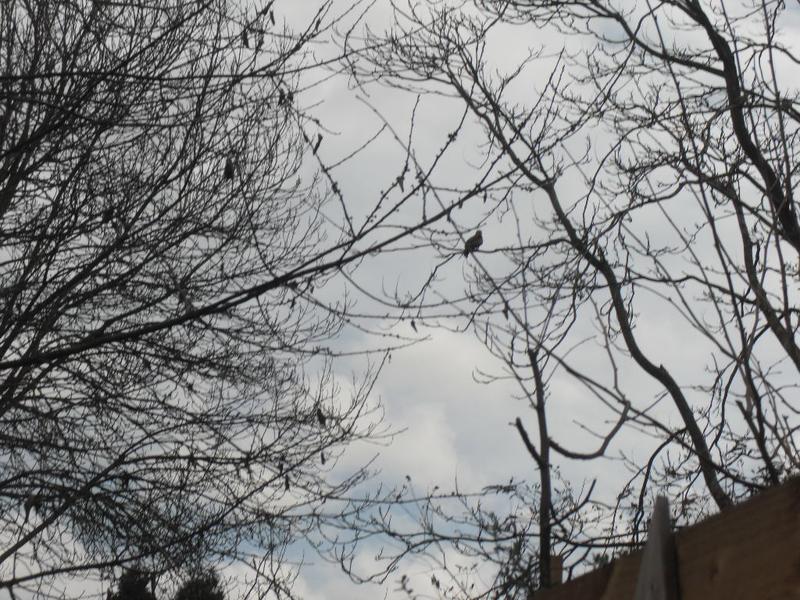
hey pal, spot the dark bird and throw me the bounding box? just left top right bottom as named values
left=284, top=476, right=290, bottom=492
left=463, top=230, right=483, bottom=256
left=23, top=494, right=41, bottom=523
left=316, top=407, right=326, bottom=427
left=242, top=29, right=249, bottom=47
left=224, top=156, right=235, bottom=180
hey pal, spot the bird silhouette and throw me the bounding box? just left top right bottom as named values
left=23, top=494, right=41, bottom=523
left=463, top=230, right=483, bottom=256
left=224, top=156, right=235, bottom=180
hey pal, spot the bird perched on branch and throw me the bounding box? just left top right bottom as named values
left=224, top=156, right=235, bottom=180
left=463, top=230, right=483, bottom=256
left=23, top=494, right=42, bottom=523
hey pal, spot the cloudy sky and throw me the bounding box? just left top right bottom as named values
left=266, top=2, right=624, bottom=599
left=5, top=2, right=800, bottom=600
left=248, top=2, right=800, bottom=598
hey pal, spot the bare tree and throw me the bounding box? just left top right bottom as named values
left=336, top=0, right=800, bottom=596
left=0, top=0, right=428, bottom=597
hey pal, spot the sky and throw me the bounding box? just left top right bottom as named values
left=269, top=2, right=800, bottom=599
left=6, top=2, right=800, bottom=599
left=248, top=2, right=563, bottom=598
left=269, top=2, right=631, bottom=599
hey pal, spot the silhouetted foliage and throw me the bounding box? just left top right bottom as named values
left=110, top=569, right=156, bottom=600
left=174, top=570, right=225, bottom=600
left=0, top=0, right=401, bottom=597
